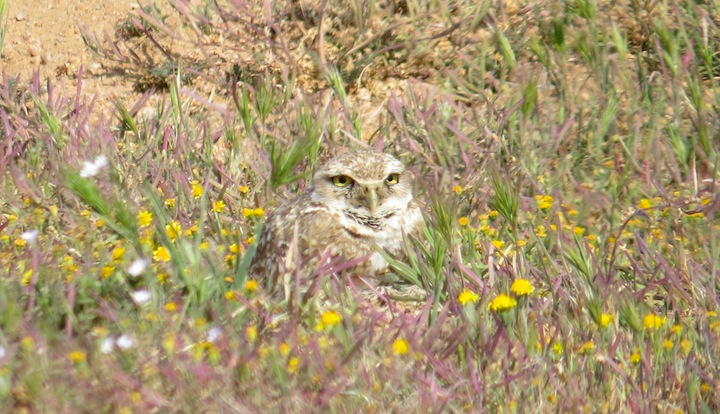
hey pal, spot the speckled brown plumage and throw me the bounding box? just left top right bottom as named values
left=248, top=150, right=424, bottom=293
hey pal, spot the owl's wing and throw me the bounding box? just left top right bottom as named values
left=247, top=195, right=332, bottom=290
left=247, top=203, right=295, bottom=290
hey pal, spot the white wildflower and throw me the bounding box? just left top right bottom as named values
left=131, top=289, right=151, bottom=305
left=207, top=326, right=223, bottom=343
left=20, top=230, right=39, bottom=243
left=80, top=155, right=108, bottom=178
left=116, top=334, right=134, bottom=350
left=127, top=258, right=149, bottom=277
left=100, top=337, right=115, bottom=354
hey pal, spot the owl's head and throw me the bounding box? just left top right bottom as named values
left=310, top=151, right=415, bottom=223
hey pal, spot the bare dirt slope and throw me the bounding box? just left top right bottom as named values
left=2, top=0, right=142, bottom=102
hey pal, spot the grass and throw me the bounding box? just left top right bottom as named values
left=2, top=0, right=720, bottom=411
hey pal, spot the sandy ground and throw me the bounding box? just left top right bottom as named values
left=2, top=0, right=144, bottom=103
left=1, top=0, right=442, bottom=141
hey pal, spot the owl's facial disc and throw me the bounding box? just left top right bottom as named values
left=310, top=151, right=414, bottom=228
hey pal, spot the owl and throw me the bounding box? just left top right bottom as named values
left=248, top=150, right=424, bottom=293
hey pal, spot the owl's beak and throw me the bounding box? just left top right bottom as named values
left=365, top=186, right=379, bottom=215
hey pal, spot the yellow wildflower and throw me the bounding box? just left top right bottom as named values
left=599, top=313, right=613, bottom=328
left=321, top=310, right=342, bottom=327
left=165, top=198, right=175, bottom=208
left=162, top=334, right=176, bottom=354
left=14, top=238, right=26, bottom=247
left=112, top=246, right=125, bottom=261
left=192, top=181, right=203, bottom=199
left=458, top=217, right=469, bottom=227
left=214, top=200, right=226, bottom=213
left=288, top=357, right=300, bottom=373
left=458, top=289, right=480, bottom=305
left=246, top=325, right=257, bottom=342
left=489, top=294, right=517, bottom=312
left=153, top=246, right=170, bottom=262
left=573, top=226, right=585, bottom=236
left=163, top=302, right=178, bottom=312
left=578, top=341, right=594, bottom=354
left=239, top=185, right=249, bottom=194
left=199, top=241, right=209, bottom=251
left=680, top=339, right=692, bottom=355
left=492, top=239, right=505, bottom=249
left=166, top=221, right=182, bottom=241
left=61, top=256, right=77, bottom=273
left=244, top=279, right=259, bottom=293
left=246, top=236, right=254, bottom=244
left=392, top=338, right=409, bottom=356
left=101, top=265, right=114, bottom=280
left=538, top=200, right=552, bottom=211
left=453, top=185, right=463, bottom=195
left=279, top=343, right=291, bottom=357
left=510, top=279, right=534, bottom=296
left=535, top=225, right=547, bottom=238
left=21, top=336, right=35, bottom=350
left=630, top=351, right=641, bottom=364
left=22, top=270, right=32, bottom=286
left=662, top=340, right=673, bottom=350
left=643, top=314, right=666, bottom=331
left=137, top=210, right=153, bottom=227
left=638, top=198, right=653, bottom=209
left=68, top=351, right=86, bottom=364
left=516, top=239, right=527, bottom=247
left=242, top=208, right=254, bottom=218
left=253, top=208, right=265, bottom=217
left=92, top=326, right=108, bottom=337
left=535, top=195, right=553, bottom=211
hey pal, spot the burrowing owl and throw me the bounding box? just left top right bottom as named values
left=248, top=150, right=424, bottom=291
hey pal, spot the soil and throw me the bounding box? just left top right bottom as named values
left=2, top=0, right=146, bottom=104
left=1, top=1, right=435, bottom=141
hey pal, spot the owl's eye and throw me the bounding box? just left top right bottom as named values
left=331, top=175, right=353, bottom=187
left=386, top=173, right=400, bottom=185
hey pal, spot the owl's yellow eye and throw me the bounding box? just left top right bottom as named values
left=386, top=173, right=400, bottom=185
left=332, top=175, right=353, bottom=187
